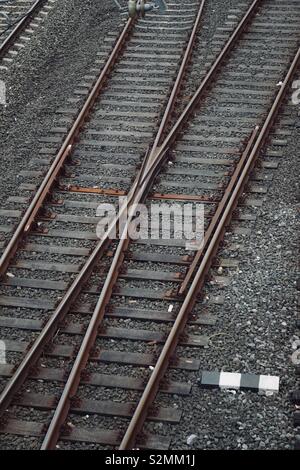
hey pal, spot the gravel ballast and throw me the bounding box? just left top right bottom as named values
left=165, top=102, right=300, bottom=450
left=0, top=0, right=120, bottom=207
left=0, top=0, right=298, bottom=452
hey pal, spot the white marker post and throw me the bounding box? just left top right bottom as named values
left=0, top=80, right=6, bottom=106
left=292, top=79, right=300, bottom=105
left=0, top=340, right=6, bottom=364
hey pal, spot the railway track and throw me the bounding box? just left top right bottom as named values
left=0, top=0, right=299, bottom=450
left=0, top=0, right=54, bottom=66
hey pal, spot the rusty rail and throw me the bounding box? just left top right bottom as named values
left=150, top=0, right=206, bottom=151
left=0, top=17, right=135, bottom=413
left=0, top=0, right=207, bottom=442
left=138, top=0, right=262, bottom=187
left=1, top=0, right=297, bottom=451
left=40, top=0, right=281, bottom=450
left=0, top=0, right=47, bottom=58
left=180, top=46, right=300, bottom=294
left=119, top=46, right=300, bottom=450
left=0, top=16, right=134, bottom=277
left=40, top=0, right=207, bottom=449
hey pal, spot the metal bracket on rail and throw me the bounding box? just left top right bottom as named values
left=129, top=0, right=167, bottom=17
left=113, top=0, right=167, bottom=17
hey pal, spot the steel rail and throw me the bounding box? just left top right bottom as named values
left=0, top=2, right=290, bottom=450
left=40, top=0, right=207, bottom=449
left=180, top=46, right=300, bottom=294
left=0, top=0, right=47, bottom=58
left=139, top=0, right=262, bottom=184
left=0, top=151, right=146, bottom=416
left=150, top=0, right=206, bottom=151
left=0, top=17, right=136, bottom=415
left=40, top=0, right=263, bottom=449
left=0, top=0, right=258, bottom=279
left=0, top=172, right=144, bottom=416
left=0, top=16, right=134, bottom=278
left=119, top=46, right=300, bottom=450
left=40, top=188, right=145, bottom=449
left=0, top=0, right=205, bottom=436
left=177, top=126, right=260, bottom=295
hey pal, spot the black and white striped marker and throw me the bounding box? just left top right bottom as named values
left=198, top=371, right=280, bottom=393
